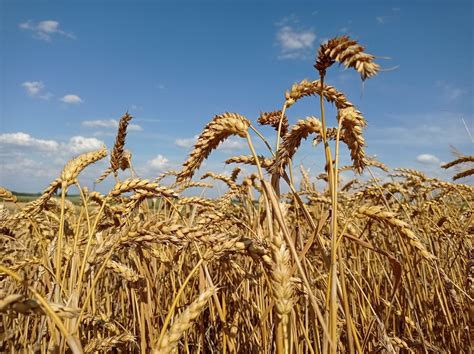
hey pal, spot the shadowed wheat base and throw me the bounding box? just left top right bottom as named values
left=1, top=35, right=473, bottom=354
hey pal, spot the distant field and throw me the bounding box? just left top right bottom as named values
left=12, top=192, right=82, bottom=204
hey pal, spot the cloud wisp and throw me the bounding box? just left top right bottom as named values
left=174, top=135, right=246, bottom=151
left=82, top=119, right=143, bottom=131
left=21, top=81, right=53, bottom=100
left=19, top=20, right=75, bottom=41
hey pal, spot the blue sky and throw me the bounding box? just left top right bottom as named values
left=0, top=0, right=472, bottom=193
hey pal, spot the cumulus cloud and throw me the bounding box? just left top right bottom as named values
left=148, top=154, right=169, bottom=170
left=19, top=20, right=75, bottom=41
left=0, top=132, right=59, bottom=151
left=82, top=119, right=142, bottom=131
left=67, top=136, right=104, bottom=154
left=276, top=25, right=316, bottom=59
left=0, top=132, right=104, bottom=155
left=60, top=94, right=83, bottom=104
left=21, top=81, right=53, bottom=100
left=416, top=154, right=440, bottom=165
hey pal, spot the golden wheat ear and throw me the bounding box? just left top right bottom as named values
left=96, top=112, right=133, bottom=184
left=258, top=110, right=289, bottom=137
left=0, top=187, right=17, bottom=203
left=269, top=117, right=322, bottom=176
left=176, top=112, right=250, bottom=183
left=315, top=35, right=380, bottom=80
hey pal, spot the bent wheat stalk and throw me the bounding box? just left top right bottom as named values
left=176, top=112, right=250, bottom=183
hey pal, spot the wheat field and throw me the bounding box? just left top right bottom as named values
left=1, top=36, right=473, bottom=353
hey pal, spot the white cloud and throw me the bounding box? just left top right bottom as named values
left=60, top=94, right=83, bottom=104
left=276, top=25, right=316, bottom=59
left=175, top=135, right=198, bottom=148
left=0, top=132, right=59, bottom=151
left=22, top=81, right=44, bottom=96
left=82, top=119, right=142, bottom=131
left=19, top=20, right=75, bottom=41
left=416, top=154, right=440, bottom=165
left=21, top=81, right=53, bottom=100
left=148, top=154, right=169, bottom=169
left=0, top=132, right=105, bottom=155
left=66, top=136, right=104, bottom=154
left=376, top=8, right=400, bottom=25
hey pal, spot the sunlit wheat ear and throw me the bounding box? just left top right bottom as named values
left=441, top=155, right=474, bottom=169
left=110, top=178, right=179, bottom=198
left=452, top=168, right=474, bottom=180
left=338, top=107, right=367, bottom=173
left=364, top=155, right=389, bottom=172
left=258, top=110, right=289, bottom=137
left=176, top=112, right=250, bottom=183
left=269, top=117, right=322, bottom=175
left=155, top=169, right=180, bottom=183
left=441, top=155, right=474, bottom=180
left=225, top=155, right=273, bottom=170
left=315, top=35, right=380, bottom=80
left=0, top=187, right=17, bottom=202
left=60, top=147, right=108, bottom=187
left=285, top=79, right=353, bottom=109
left=201, top=172, right=237, bottom=190
left=357, top=205, right=437, bottom=262
left=271, top=242, right=293, bottom=335
left=230, top=167, right=241, bottom=182
left=313, top=127, right=339, bottom=146
left=96, top=112, right=133, bottom=183
left=111, top=112, right=133, bottom=174
left=84, top=333, right=136, bottom=353
left=21, top=178, right=62, bottom=216
left=153, top=287, right=216, bottom=354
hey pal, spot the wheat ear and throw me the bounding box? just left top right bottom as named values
left=315, top=35, right=380, bottom=80
left=285, top=79, right=353, bottom=109
left=110, top=112, right=133, bottom=174
left=0, top=187, right=16, bottom=203
left=270, top=117, right=322, bottom=175
left=110, top=178, right=178, bottom=198
left=441, top=155, right=474, bottom=169
left=338, top=107, right=367, bottom=173
left=60, top=147, right=108, bottom=186
left=153, top=287, right=216, bottom=354
left=258, top=110, right=289, bottom=137
left=357, top=205, right=436, bottom=261
left=176, top=112, right=250, bottom=183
